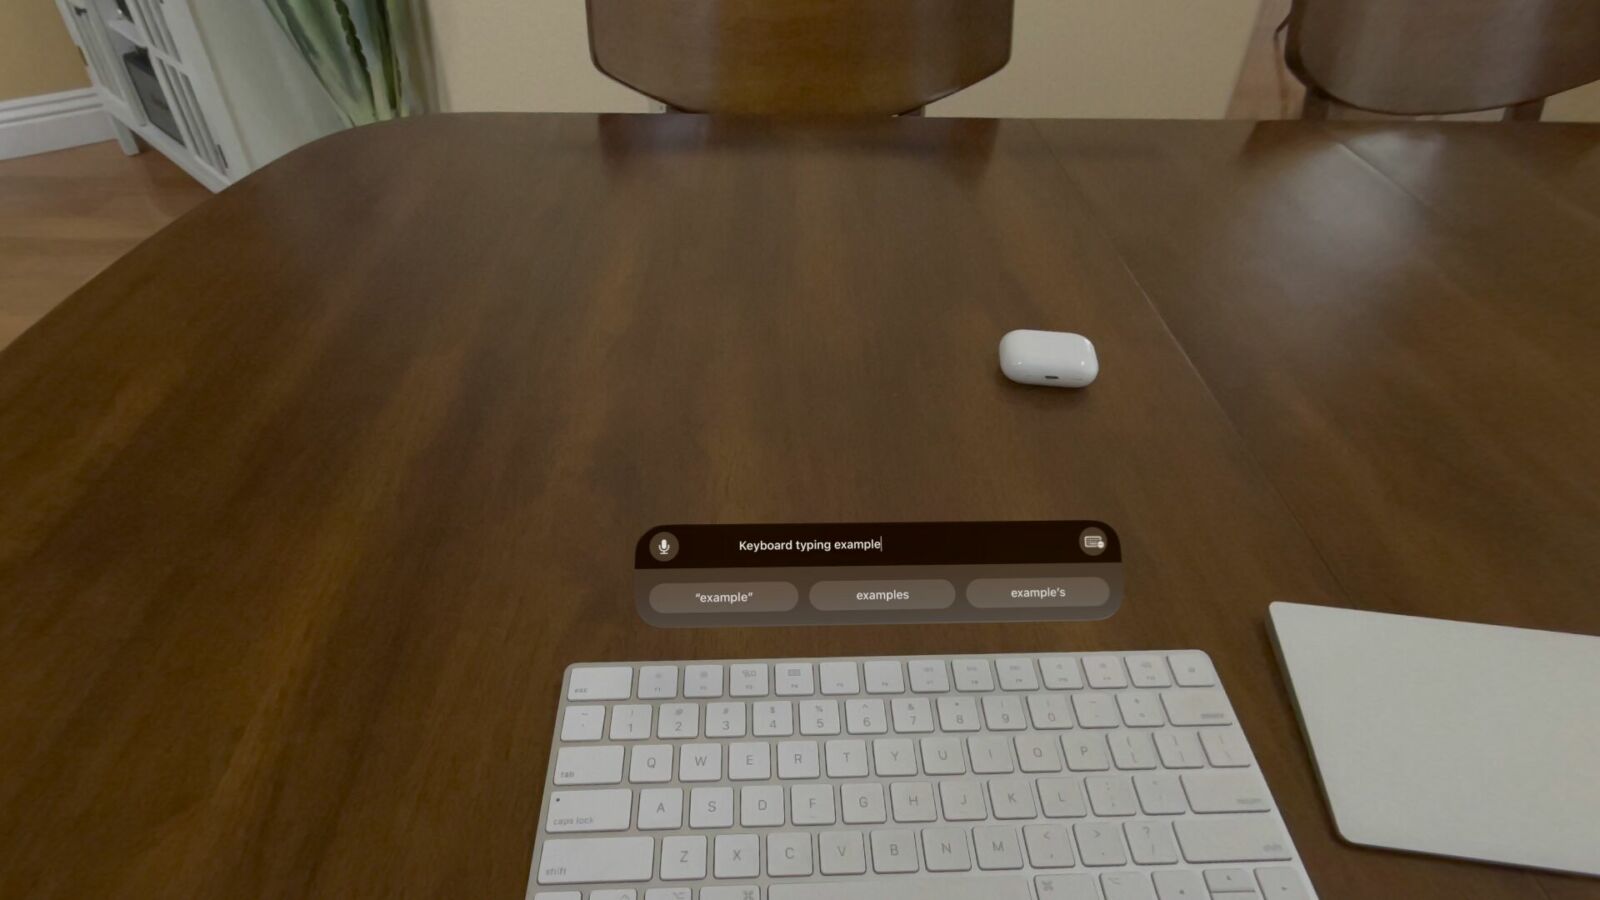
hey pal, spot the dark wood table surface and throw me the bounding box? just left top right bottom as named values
left=0, top=114, right=1595, bottom=899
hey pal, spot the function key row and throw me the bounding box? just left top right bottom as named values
left=568, top=655, right=1218, bottom=703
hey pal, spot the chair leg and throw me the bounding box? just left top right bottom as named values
left=1503, top=99, right=1544, bottom=122
left=1300, top=88, right=1335, bottom=120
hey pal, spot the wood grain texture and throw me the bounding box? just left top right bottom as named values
left=586, top=0, right=1013, bottom=115
left=0, top=114, right=1596, bottom=899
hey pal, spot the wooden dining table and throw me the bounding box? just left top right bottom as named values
left=0, top=113, right=1596, bottom=900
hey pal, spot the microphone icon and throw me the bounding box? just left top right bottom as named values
left=650, top=532, right=677, bottom=561
left=658, top=538, right=671, bottom=556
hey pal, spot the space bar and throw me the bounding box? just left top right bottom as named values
left=770, top=877, right=1032, bottom=900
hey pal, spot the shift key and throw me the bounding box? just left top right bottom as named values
left=1175, top=817, right=1294, bottom=863
left=537, top=836, right=653, bottom=884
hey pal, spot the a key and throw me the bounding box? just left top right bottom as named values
left=546, top=789, right=631, bottom=832
left=841, top=783, right=887, bottom=824
left=1073, top=821, right=1129, bottom=866
left=714, top=834, right=760, bottom=879
left=1201, top=728, right=1254, bottom=767
left=968, top=735, right=1016, bottom=774
left=989, top=777, right=1040, bottom=819
left=1038, top=656, right=1086, bottom=690
left=908, top=659, right=952, bottom=693
left=608, top=704, right=653, bottom=741
left=923, top=826, right=973, bottom=872
left=1255, top=866, right=1312, bottom=899
left=1162, top=689, right=1233, bottom=726
left=939, top=781, right=988, bottom=821
left=684, top=664, right=724, bottom=698
left=728, top=742, right=771, bottom=780
left=1117, top=692, right=1166, bottom=727
left=660, top=835, right=706, bottom=880
left=629, top=744, right=673, bottom=783
left=768, top=831, right=814, bottom=876
left=536, top=836, right=653, bottom=884
left=656, top=703, right=699, bottom=739
left=637, top=787, right=683, bottom=830
left=1038, top=776, right=1089, bottom=818
left=872, top=738, right=918, bottom=776
left=1035, top=874, right=1101, bottom=900
left=975, top=825, right=1024, bottom=869
left=1071, top=693, right=1120, bottom=728
left=870, top=829, right=921, bottom=873
left=1204, top=868, right=1256, bottom=892
left=819, top=831, right=868, bottom=875
left=996, top=657, right=1041, bottom=691
left=1063, top=733, right=1111, bottom=771
left=1023, top=824, right=1075, bottom=868
left=891, top=697, right=935, bottom=733
left=982, top=695, right=1028, bottom=731
left=937, top=696, right=981, bottom=732
left=1101, top=871, right=1157, bottom=900
left=864, top=660, right=906, bottom=694
left=1154, top=730, right=1204, bottom=769
left=740, top=785, right=784, bottom=827
left=1026, top=693, right=1075, bottom=730
left=792, top=784, right=837, bottom=825
left=638, top=665, right=679, bottom=699
left=1182, top=773, right=1273, bottom=813
left=560, top=705, right=605, bottom=742
left=1110, top=731, right=1158, bottom=770
left=772, top=878, right=1031, bottom=900
left=921, top=737, right=967, bottom=775
left=705, top=702, right=747, bottom=738
left=845, top=699, right=888, bottom=734
left=567, top=666, right=631, bottom=701
left=776, top=663, right=816, bottom=696
left=553, top=746, right=623, bottom=785
left=1153, top=869, right=1207, bottom=900
left=800, top=700, right=842, bottom=736
left=1015, top=732, right=1065, bottom=772
left=754, top=700, right=795, bottom=737
left=953, top=658, right=996, bottom=692
left=1133, top=773, right=1187, bottom=815
left=1168, top=652, right=1217, bottom=687
left=820, top=661, right=861, bottom=695
left=730, top=663, right=769, bottom=697
left=1126, top=655, right=1173, bottom=688
left=1125, top=820, right=1179, bottom=864
left=1174, top=818, right=1294, bottom=863
left=825, top=739, right=870, bottom=777
left=1083, top=656, right=1128, bottom=689
left=890, top=781, right=937, bottom=823
left=777, top=739, right=821, bottom=779
left=679, top=743, right=722, bottom=781
left=689, top=786, right=734, bottom=828
left=1086, top=775, right=1138, bottom=816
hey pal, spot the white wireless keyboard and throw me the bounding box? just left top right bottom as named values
left=528, top=653, right=1316, bottom=900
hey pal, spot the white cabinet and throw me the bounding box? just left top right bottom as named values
left=55, top=0, right=343, bottom=190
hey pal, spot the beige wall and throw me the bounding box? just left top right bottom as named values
left=0, top=0, right=89, bottom=103
left=429, top=0, right=1263, bottom=119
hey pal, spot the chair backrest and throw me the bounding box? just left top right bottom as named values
left=1286, top=0, right=1600, bottom=115
left=586, top=0, right=1014, bottom=115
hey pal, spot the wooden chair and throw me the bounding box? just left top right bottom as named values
left=1286, top=0, right=1600, bottom=120
left=586, top=0, right=1014, bottom=116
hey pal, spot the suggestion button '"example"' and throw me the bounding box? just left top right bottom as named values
left=967, top=577, right=1110, bottom=609
left=648, top=582, right=799, bottom=614
left=810, top=579, right=956, bottom=611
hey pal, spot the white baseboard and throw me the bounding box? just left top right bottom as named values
left=0, top=88, right=113, bottom=160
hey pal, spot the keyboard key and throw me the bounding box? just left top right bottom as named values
left=661, top=835, right=706, bottom=880
left=1086, top=775, right=1138, bottom=816
left=1038, top=777, right=1089, bottom=818
left=864, top=660, right=906, bottom=694
left=937, top=696, right=982, bottom=732
left=1126, top=655, right=1173, bottom=688
left=684, top=664, right=724, bottom=698
left=800, top=700, right=842, bottom=736
left=983, top=695, right=1028, bottom=731
left=1101, top=871, right=1157, bottom=900
left=1073, top=821, right=1128, bottom=866
left=1071, top=693, right=1120, bottom=728
left=1125, top=820, right=1179, bottom=864
left=890, top=697, right=935, bottom=733
left=997, top=657, right=1041, bottom=691
left=560, top=705, right=605, bottom=742
left=1109, top=731, right=1158, bottom=770
left=872, top=738, right=918, bottom=776
left=629, top=744, right=672, bottom=783
left=921, top=737, right=966, bottom=775
left=1204, top=868, right=1256, bottom=892
left=1168, top=652, right=1217, bottom=687
left=657, top=703, right=700, bottom=739
left=1133, top=773, right=1188, bottom=815
left=594, top=891, right=641, bottom=900
left=1152, top=869, right=1207, bottom=900
left=1024, top=824, right=1075, bottom=868
left=1117, top=692, right=1166, bottom=727
left=890, top=781, right=938, bottom=822
left=740, top=785, right=784, bottom=827
left=705, top=702, right=747, bottom=738
left=870, top=830, right=920, bottom=873
left=1026, top=693, right=1074, bottom=730
left=553, top=745, right=623, bottom=785
left=609, top=704, right=653, bottom=741
left=777, top=740, right=821, bottom=779
left=754, top=700, right=795, bottom=737
left=704, top=889, right=764, bottom=900
left=975, top=825, right=1024, bottom=869
left=923, top=826, right=973, bottom=872
left=825, top=739, right=870, bottom=777
left=1083, top=656, right=1128, bottom=689
left=774, top=879, right=1032, bottom=900
left=1174, top=818, right=1293, bottom=863
left=730, top=664, right=769, bottom=697
left=1015, top=732, right=1065, bottom=773
left=637, top=787, right=683, bottom=829
left=953, top=659, right=996, bottom=692
left=1162, top=690, right=1234, bottom=727
left=989, top=777, right=1040, bottom=819
left=792, top=784, right=837, bottom=825
left=638, top=665, right=679, bottom=699
left=768, top=832, right=814, bottom=876
left=776, top=663, right=815, bottom=696
left=819, top=831, right=868, bottom=875
left=1154, top=730, right=1204, bottom=769
left=546, top=789, right=632, bottom=832
left=845, top=699, right=888, bottom=734
left=1201, top=728, right=1254, bottom=767
left=1182, top=773, right=1273, bottom=813
left=1039, top=656, right=1086, bottom=690
left=689, top=787, right=734, bottom=828
left=939, top=781, right=988, bottom=821
left=1255, top=866, right=1312, bottom=899
left=968, top=735, right=1017, bottom=774
left=1063, top=733, right=1111, bottom=771
left=536, top=836, right=652, bottom=884
left=679, top=743, right=722, bottom=781
left=714, top=834, right=759, bottom=878
left=567, top=666, right=631, bottom=701
left=908, top=659, right=951, bottom=693
left=841, top=783, right=887, bottom=824
left=820, top=661, right=861, bottom=695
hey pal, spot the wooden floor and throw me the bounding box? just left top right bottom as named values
left=0, top=140, right=209, bottom=350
